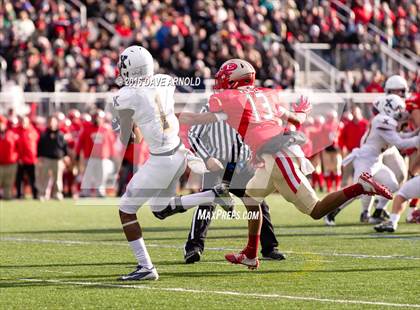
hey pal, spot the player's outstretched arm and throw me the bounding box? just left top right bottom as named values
left=282, top=110, right=307, bottom=126
left=118, top=109, right=135, bottom=145
left=276, top=96, right=311, bottom=126
left=179, top=112, right=222, bottom=125
left=378, top=128, right=419, bottom=150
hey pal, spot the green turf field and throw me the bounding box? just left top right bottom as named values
left=1, top=196, right=419, bottom=309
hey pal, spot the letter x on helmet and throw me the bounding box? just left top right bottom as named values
left=214, top=59, right=256, bottom=90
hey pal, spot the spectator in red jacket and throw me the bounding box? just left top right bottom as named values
left=0, top=115, right=19, bottom=199
left=15, top=115, right=40, bottom=199
left=339, top=106, right=369, bottom=154
left=339, top=106, right=369, bottom=187
left=76, top=110, right=115, bottom=197
left=322, top=111, right=343, bottom=192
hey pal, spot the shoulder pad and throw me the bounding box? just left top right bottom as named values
left=372, top=114, right=398, bottom=130
left=112, top=87, right=136, bottom=111
left=406, top=94, right=420, bottom=113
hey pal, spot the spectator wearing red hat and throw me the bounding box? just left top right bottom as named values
left=15, top=115, right=40, bottom=199
left=0, top=116, right=19, bottom=200
left=76, top=110, right=115, bottom=197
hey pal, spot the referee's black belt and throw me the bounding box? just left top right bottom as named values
left=150, top=141, right=183, bottom=156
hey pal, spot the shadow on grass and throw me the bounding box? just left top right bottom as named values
left=1, top=265, right=419, bottom=289
left=0, top=261, right=136, bottom=269
left=0, top=258, right=229, bottom=269
left=0, top=222, right=369, bottom=235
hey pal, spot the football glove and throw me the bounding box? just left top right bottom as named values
left=292, top=96, right=312, bottom=114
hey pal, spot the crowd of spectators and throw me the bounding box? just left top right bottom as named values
left=0, top=0, right=418, bottom=94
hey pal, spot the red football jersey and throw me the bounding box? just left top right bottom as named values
left=406, top=93, right=419, bottom=113
left=209, top=87, right=285, bottom=153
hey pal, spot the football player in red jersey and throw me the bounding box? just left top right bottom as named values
left=180, top=59, right=393, bottom=269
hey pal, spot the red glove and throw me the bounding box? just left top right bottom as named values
left=292, top=96, right=312, bottom=114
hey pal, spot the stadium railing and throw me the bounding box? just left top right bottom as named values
left=0, top=91, right=384, bottom=116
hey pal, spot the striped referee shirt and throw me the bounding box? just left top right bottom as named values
left=188, top=104, right=251, bottom=163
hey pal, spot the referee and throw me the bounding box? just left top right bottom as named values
left=184, top=104, right=285, bottom=263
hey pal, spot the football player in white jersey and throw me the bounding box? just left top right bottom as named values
left=375, top=89, right=420, bottom=232
left=113, top=46, right=233, bottom=281
left=337, top=94, right=419, bottom=222
left=372, top=76, right=410, bottom=220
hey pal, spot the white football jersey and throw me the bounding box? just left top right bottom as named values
left=113, top=74, right=181, bottom=154
left=358, top=114, right=419, bottom=160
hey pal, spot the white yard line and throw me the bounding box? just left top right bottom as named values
left=2, top=237, right=420, bottom=261
left=18, top=278, right=420, bottom=308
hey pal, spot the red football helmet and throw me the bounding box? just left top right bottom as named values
left=214, top=59, right=256, bottom=90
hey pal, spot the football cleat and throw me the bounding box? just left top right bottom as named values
left=225, top=252, right=259, bottom=269
left=369, top=208, right=390, bottom=224
left=212, top=183, right=235, bottom=212
left=152, top=197, right=186, bottom=220
left=406, top=209, right=420, bottom=223
left=360, top=210, right=370, bottom=223
left=119, top=265, right=159, bottom=281
left=324, top=208, right=342, bottom=226
left=374, top=220, right=396, bottom=233
left=324, top=214, right=336, bottom=226
left=358, top=172, right=393, bottom=199
left=261, top=249, right=286, bottom=261
left=184, top=248, right=202, bottom=264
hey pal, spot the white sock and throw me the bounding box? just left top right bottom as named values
left=361, top=195, right=373, bottom=212
left=390, top=213, right=400, bottom=228
left=375, top=197, right=389, bottom=210
left=129, top=238, right=153, bottom=269
left=180, top=191, right=216, bottom=210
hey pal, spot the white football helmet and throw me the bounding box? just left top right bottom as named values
left=378, top=94, right=406, bottom=121
left=372, top=95, right=384, bottom=115
left=384, top=75, right=408, bottom=98
left=118, top=45, right=154, bottom=80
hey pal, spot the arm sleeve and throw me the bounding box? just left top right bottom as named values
left=377, top=129, right=420, bottom=150
left=400, top=129, right=419, bottom=138
left=118, top=109, right=134, bottom=146
left=188, top=105, right=212, bottom=160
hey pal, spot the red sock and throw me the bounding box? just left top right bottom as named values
left=325, top=173, right=333, bottom=192
left=335, top=173, right=342, bottom=190
left=242, top=234, right=260, bottom=259
left=318, top=173, right=325, bottom=190
left=343, top=183, right=364, bottom=199
left=409, top=198, right=418, bottom=208
left=312, top=173, right=318, bottom=188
